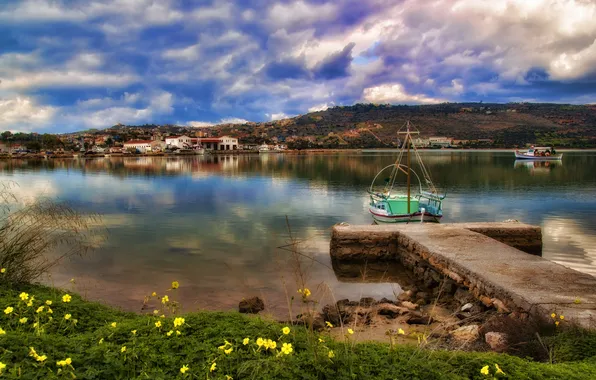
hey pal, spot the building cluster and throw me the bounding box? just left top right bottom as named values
left=122, top=135, right=239, bottom=153
left=413, top=137, right=494, bottom=148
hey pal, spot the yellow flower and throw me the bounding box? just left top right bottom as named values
left=176, top=330, right=181, bottom=336
left=131, top=330, right=137, bottom=335
left=121, top=346, right=127, bottom=353
left=555, top=321, right=560, bottom=327
left=19, top=292, right=29, bottom=301
left=268, top=340, right=277, bottom=350
left=495, top=364, right=505, bottom=375
left=224, top=347, right=233, bottom=354
left=480, top=365, right=489, bottom=375
left=151, top=292, right=157, bottom=297
left=171, top=281, right=179, bottom=289
left=559, top=315, right=565, bottom=320
left=111, top=322, right=117, bottom=328
left=281, top=342, right=293, bottom=355
left=243, top=338, right=250, bottom=345
left=153, top=310, right=159, bottom=315
left=57, top=358, right=73, bottom=367
left=0, top=362, right=5, bottom=371
left=325, top=321, right=333, bottom=328
left=167, top=330, right=173, bottom=336
left=574, top=297, right=581, bottom=304
left=37, top=355, right=47, bottom=362
left=161, top=295, right=169, bottom=304
left=36, top=306, right=44, bottom=313
left=26, top=300, right=33, bottom=307
left=62, top=294, right=72, bottom=303
left=45, top=300, right=52, bottom=305
left=19, top=317, right=28, bottom=324
left=98, top=338, right=104, bottom=344
left=0, top=328, right=5, bottom=335
left=256, top=337, right=264, bottom=347
left=551, top=313, right=556, bottom=319
left=398, top=328, right=405, bottom=335
left=347, top=328, right=354, bottom=335
left=47, top=307, right=53, bottom=314
left=33, top=323, right=38, bottom=328
left=180, top=365, right=189, bottom=374
left=225, top=376, right=233, bottom=380
left=155, top=321, right=162, bottom=328
left=328, top=350, right=335, bottom=359
left=282, top=326, right=290, bottom=335
left=174, top=317, right=185, bottom=327
left=160, top=314, right=165, bottom=318
left=4, top=306, right=13, bottom=314
left=318, top=338, right=324, bottom=343
left=0, top=268, right=5, bottom=273
left=210, top=362, right=216, bottom=372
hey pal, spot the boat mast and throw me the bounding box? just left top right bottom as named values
left=406, top=121, right=411, bottom=214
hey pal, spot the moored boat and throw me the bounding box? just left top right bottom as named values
left=368, top=121, right=445, bottom=224
left=514, top=146, right=562, bottom=160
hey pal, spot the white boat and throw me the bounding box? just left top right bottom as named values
left=258, top=144, right=270, bottom=153
left=514, top=146, right=562, bottom=160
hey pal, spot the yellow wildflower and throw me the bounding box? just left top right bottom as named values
left=176, top=330, right=181, bottom=335
left=171, top=281, right=179, bottom=289
left=0, top=328, right=5, bottom=335
left=495, top=364, right=505, bottom=375
left=0, top=362, right=5, bottom=371
left=174, top=317, right=185, bottom=327
left=328, top=350, right=335, bottom=359
left=33, top=323, right=38, bottom=328
left=180, top=365, right=189, bottom=374
left=268, top=340, right=277, bottom=350
left=304, top=288, right=311, bottom=297
left=131, top=330, right=137, bottom=335
left=26, top=300, right=33, bottom=307
left=37, top=355, right=47, bottom=362
left=153, top=310, right=159, bottom=314
left=19, top=317, right=28, bottom=324
left=160, top=314, right=165, bottom=318
left=318, top=338, right=324, bottom=343
left=560, top=315, right=565, bottom=320
left=121, top=346, right=126, bottom=353
left=398, top=328, right=405, bottom=335
left=36, top=306, right=44, bottom=313
left=57, top=358, right=73, bottom=367
left=0, top=268, right=5, bottom=273
left=4, top=306, right=13, bottom=314
left=111, top=322, right=117, bottom=328
left=45, top=300, right=52, bottom=305
left=347, top=328, right=354, bottom=335
left=325, top=321, right=333, bottom=328
left=167, top=330, right=173, bottom=336
left=161, top=295, right=169, bottom=304
left=551, top=313, right=556, bottom=319
left=282, top=326, right=290, bottom=335
left=256, top=337, right=264, bottom=347
left=47, top=307, right=53, bottom=314
left=574, top=297, right=581, bottom=304
left=62, top=294, right=72, bottom=303
left=210, top=362, right=217, bottom=372
left=243, top=337, right=250, bottom=345
left=281, top=342, right=293, bottom=355
left=224, top=347, right=233, bottom=354
left=19, top=292, right=29, bottom=301
left=99, top=338, right=104, bottom=344
left=155, top=321, right=162, bottom=328
left=555, top=321, right=560, bottom=327
left=225, top=376, right=233, bottom=380
left=151, top=292, right=157, bottom=297
left=480, top=365, right=489, bottom=375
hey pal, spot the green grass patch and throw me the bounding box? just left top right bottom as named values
left=1, top=283, right=595, bottom=379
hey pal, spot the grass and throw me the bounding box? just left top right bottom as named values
left=1, top=283, right=596, bottom=379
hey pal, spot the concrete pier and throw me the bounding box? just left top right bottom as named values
left=330, top=223, right=596, bottom=329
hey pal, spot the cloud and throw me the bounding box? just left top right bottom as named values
left=220, top=118, right=249, bottom=125
left=362, top=83, right=445, bottom=104
left=0, top=96, right=56, bottom=131
left=308, top=103, right=334, bottom=112
left=0, top=71, right=139, bottom=91
left=267, top=113, right=290, bottom=121
left=313, top=42, right=356, bottom=80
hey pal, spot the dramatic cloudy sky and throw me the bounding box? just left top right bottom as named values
left=1, top=0, right=596, bottom=133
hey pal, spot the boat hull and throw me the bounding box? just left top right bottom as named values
left=369, top=207, right=442, bottom=223
left=514, top=152, right=562, bottom=160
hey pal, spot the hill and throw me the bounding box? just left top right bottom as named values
left=209, top=103, right=596, bottom=148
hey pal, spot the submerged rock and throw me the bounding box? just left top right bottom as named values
left=238, top=296, right=265, bottom=314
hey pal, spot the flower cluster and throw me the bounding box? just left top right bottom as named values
left=56, top=358, right=72, bottom=367
left=29, top=347, right=47, bottom=362
left=551, top=312, right=565, bottom=327
left=481, top=364, right=505, bottom=376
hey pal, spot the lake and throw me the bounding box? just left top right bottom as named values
left=1, top=151, right=595, bottom=317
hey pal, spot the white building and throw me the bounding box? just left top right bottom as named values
left=124, top=140, right=152, bottom=153
left=198, top=136, right=239, bottom=151
left=428, top=137, right=452, bottom=147
left=165, top=135, right=192, bottom=149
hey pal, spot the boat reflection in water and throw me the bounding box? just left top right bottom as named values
left=514, top=159, right=562, bottom=175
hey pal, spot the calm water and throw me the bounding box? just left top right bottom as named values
left=1, top=151, right=595, bottom=316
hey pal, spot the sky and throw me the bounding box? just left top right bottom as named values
left=1, top=0, right=596, bottom=133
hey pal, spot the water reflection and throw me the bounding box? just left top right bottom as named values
left=0, top=151, right=595, bottom=315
